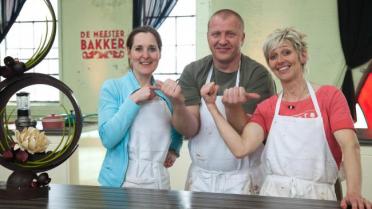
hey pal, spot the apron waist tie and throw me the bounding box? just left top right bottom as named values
left=265, top=174, right=334, bottom=199
left=189, top=164, right=251, bottom=193
left=289, top=177, right=303, bottom=198
left=128, top=157, right=164, bottom=164
left=192, top=164, right=249, bottom=175
left=126, top=159, right=167, bottom=179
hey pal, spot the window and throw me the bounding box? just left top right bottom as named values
left=355, top=104, right=368, bottom=128
left=0, top=0, right=59, bottom=102
left=155, top=0, right=196, bottom=81
left=355, top=63, right=372, bottom=129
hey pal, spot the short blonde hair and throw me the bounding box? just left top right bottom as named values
left=263, top=28, right=307, bottom=64
left=208, top=9, right=244, bottom=32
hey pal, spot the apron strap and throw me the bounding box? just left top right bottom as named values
left=206, top=63, right=241, bottom=86
left=306, top=81, right=321, bottom=117
left=274, top=81, right=322, bottom=117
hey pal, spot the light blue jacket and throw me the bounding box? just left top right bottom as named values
left=98, top=71, right=183, bottom=187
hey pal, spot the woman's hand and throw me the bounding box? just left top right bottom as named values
left=334, top=129, right=372, bottom=209
left=200, top=82, right=219, bottom=105
left=163, top=150, right=177, bottom=168
left=130, top=84, right=158, bottom=104
left=341, top=193, right=371, bottom=209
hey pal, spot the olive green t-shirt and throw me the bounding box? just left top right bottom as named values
left=179, top=54, right=275, bottom=114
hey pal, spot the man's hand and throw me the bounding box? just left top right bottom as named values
left=158, top=79, right=200, bottom=138
left=157, top=79, right=184, bottom=105
left=222, top=86, right=260, bottom=107
left=221, top=86, right=260, bottom=133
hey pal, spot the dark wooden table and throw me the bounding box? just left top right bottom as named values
left=0, top=183, right=342, bottom=209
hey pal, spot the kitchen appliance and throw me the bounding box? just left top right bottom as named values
left=15, top=92, right=36, bottom=131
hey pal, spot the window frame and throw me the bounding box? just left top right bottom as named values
left=154, top=0, right=196, bottom=81
left=1, top=0, right=62, bottom=117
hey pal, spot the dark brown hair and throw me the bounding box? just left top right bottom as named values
left=126, top=25, right=162, bottom=51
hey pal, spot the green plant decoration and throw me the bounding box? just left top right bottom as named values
left=0, top=104, right=76, bottom=169
left=0, top=0, right=83, bottom=192
left=25, top=0, right=57, bottom=71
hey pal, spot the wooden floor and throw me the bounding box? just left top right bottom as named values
left=0, top=183, right=342, bottom=209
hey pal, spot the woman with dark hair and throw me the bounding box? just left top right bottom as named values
left=98, top=26, right=182, bottom=189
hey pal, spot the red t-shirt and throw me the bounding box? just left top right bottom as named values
left=251, top=85, right=355, bottom=167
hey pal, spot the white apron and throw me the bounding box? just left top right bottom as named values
left=123, top=96, right=172, bottom=190
left=186, top=66, right=264, bottom=194
left=260, top=81, right=338, bottom=200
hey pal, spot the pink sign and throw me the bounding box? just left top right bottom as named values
left=80, top=29, right=125, bottom=59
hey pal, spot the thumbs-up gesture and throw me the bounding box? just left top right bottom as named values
left=222, top=86, right=260, bottom=107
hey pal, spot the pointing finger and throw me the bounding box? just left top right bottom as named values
left=155, top=80, right=164, bottom=88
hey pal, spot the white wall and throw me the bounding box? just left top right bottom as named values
left=60, top=0, right=132, bottom=115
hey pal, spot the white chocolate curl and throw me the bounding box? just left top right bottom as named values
left=14, top=127, right=50, bottom=154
